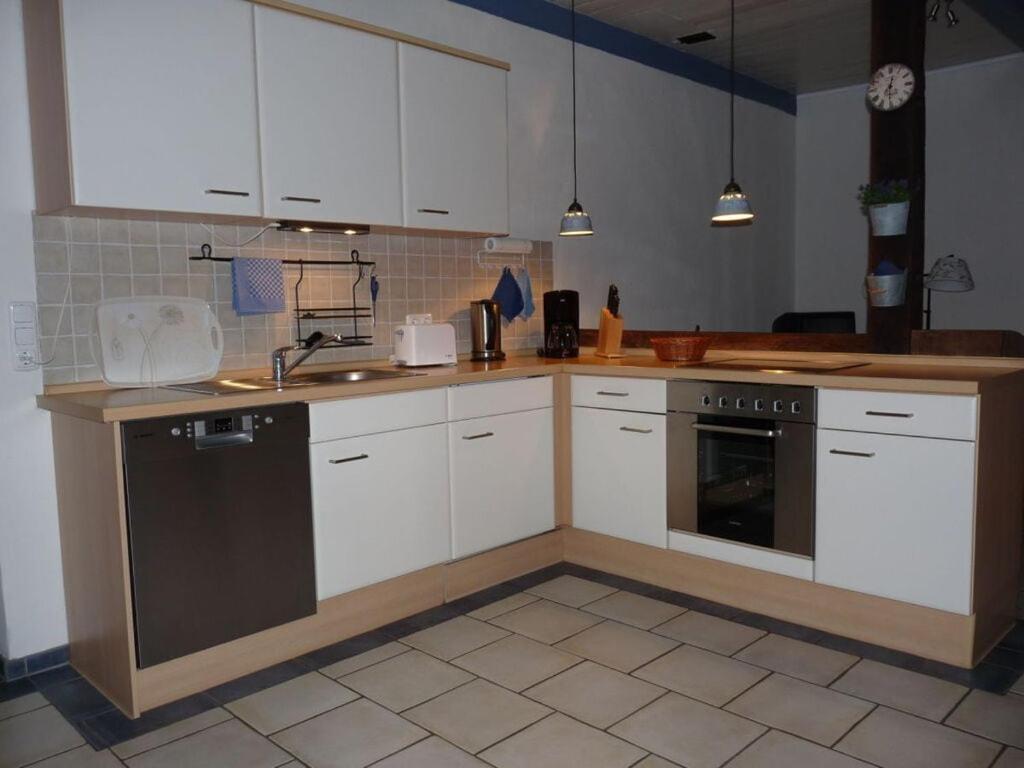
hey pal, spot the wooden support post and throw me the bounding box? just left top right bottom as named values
left=867, top=0, right=927, bottom=353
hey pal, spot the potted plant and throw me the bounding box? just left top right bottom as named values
left=858, top=179, right=911, bottom=236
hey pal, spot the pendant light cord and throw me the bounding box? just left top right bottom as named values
left=571, top=0, right=579, bottom=201
left=729, top=0, right=736, bottom=183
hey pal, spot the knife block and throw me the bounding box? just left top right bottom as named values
left=595, top=308, right=625, bottom=358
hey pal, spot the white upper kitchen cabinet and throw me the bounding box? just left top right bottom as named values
left=572, top=406, right=667, bottom=548
left=28, top=0, right=262, bottom=216
left=399, top=44, right=510, bottom=234
left=815, top=428, right=976, bottom=614
left=254, top=7, right=403, bottom=226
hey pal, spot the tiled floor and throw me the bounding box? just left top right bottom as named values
left=2, top=563, right=1023, bottom=768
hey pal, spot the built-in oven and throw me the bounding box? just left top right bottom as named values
left=667, top=381, right=816, bottom=557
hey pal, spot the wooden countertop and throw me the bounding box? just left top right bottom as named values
left=37, top=350, right=1024, bottom=423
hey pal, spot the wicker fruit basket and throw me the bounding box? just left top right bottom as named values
left=650, top=335, right=712, bottom=362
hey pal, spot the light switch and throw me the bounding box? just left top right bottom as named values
left=9, top=301, right=40, bottom=371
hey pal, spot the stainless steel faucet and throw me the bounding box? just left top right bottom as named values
left=271, top=331, right=343, bottom=383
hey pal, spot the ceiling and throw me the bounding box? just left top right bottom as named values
left=546, top=0, right=1021, bottom=94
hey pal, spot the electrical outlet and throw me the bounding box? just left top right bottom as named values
left=9, top=301, right=40, bottom=371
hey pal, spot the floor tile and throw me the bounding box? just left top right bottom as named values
left=339, top=649, right=472, bottom=712
left=652, top=611, right=766, bottom=656
left=30, top=746, right=123, bottom=768
left=111, top=708, right=232, bottom=759
left=489, top=600, right=603, bottom=644
left=300, top=629, right=395, bottom=670
left=524, top=575, right=618, bottom=607
left=77, top=694, right=219, bottom=751
left=125, top=719, right=290, bottom=768
left=452, top=634, right=581, bottom=691
left=403, top=678, right=550, bottom=754
left=382, top=604, right=464, bottom=640
left=467, top=593, right=539, bottom=621
left=581, top=591, right=686, bottom=630
left=272, top=698, right=427, bottom=768
left=524, top=660, right=665, bottom=728
left=320, top=642, right=408, bottom=679
left=610, top=692, right=766, bottom=768
left=835, top=706, right=1001, bottom=768
left=40, top=676, right=115, bottom=720
left=401, top=616, right=509, bottom=661
left=480, top=712, right=645, bottom=768
left=831, top=658, right=967, bottom=721
left=634, top=645, right=767, bottom=707
left=726, top=673, right=874, bottom=747
left=0, top=706, right=84, bottom=768
left=728, top=730, right=874, bottom=768
left=736, top=634, right=857, bottom=685
left=205, top=660, right=313, bottom=704
left=1015, top=675, right=1024, bottom=697
left=633, top=757, right=681, bottom=768
left=226, top=672, right=358, bottom=735
left=373, top=735, right=487, bottom=767
left=555, top=620, right=678, bottom=673
left=994, top=748, right=1024, bottom=767
left=0, top=678, right=35, bottom=704
left=946, top=690, right=1024, bottom=748
left=0, top=692, right=47, bottom=721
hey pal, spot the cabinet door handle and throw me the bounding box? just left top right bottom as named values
left=417, top=208, right=450, bottom=215
left=329, top=453, right=369, bottom=464
left=462, top=431, right=495, bottom=441
left=596, top=391, right=629, bottom=397
left=204, top=189, right=251, bottom=197
left=865, top=410, right=914, bottom=418
left=692, top=423, right=781, bottom=439
left=281, top=195, right=322, bottom=203
left=620, top=426, right=653, bottom=434
left=829, top=449, right=876, bottom=458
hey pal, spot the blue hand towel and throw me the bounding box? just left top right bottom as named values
left=492, top=266, right=524, bottom=323
left=232, top=257, right=285, bottom=315
left=515, top=267, right=535, bottom=320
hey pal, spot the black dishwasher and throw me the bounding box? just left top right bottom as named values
left=122, top=403, right=316, bottom=668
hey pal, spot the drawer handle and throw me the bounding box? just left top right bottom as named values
left=329, top=453, right=369, bottom=464
left=596, top=391, right=630, bottom=397
left=281, top=195, right=322, bottom=204
left=204, top=188, right=251, bottom=197
left=865, top=410, right=914, bottom=418
left=829, top=449, right=876, bottom=458
left=462, top=431, right=495, bottom=441
left=620, top=426, right=653, bottom=434
left=417, top=208, right=450, bottom=215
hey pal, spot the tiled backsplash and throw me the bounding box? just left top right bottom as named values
left=32, top=215, right=553, bottom=384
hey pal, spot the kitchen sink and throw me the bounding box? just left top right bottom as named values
left=164, top=369, right=423, bottom=395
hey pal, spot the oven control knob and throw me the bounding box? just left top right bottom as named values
left=700, top=394, right=712, bottom=407
left=772, top=399, right=785, bottom=413
left=718, top=396, right=730, bottom=409
left=735, top=397, right=746, bottom=409
left=791, top=401, right=802, bottom=415
left=170, top=427, right=182, bottom=437
left=264, top=416, right=274, bottom=424
left=754, top=398, right=765, bottom=412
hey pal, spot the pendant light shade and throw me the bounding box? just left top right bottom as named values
left=711, top=0, right=754, bottom=225
left=559, top=0, right=593, bottom=237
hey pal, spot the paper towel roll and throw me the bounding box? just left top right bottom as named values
left=483, top=237, right=534, bottom=255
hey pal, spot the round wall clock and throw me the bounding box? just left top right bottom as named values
left=867, top=63, right=916, bottom=111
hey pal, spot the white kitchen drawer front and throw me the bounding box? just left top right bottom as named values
left=311, top=424, right=451, bottom=599
left=309, top=388, right=447, bottom=443
left=818, top=388, right=977, bottom=441
left=571, top=376, right=666, bottom=414
left=815, top=428, right=975, bottom=614
left=448, top=376, right=553, bottom=421
left=449, top=408, right=555, bottom=558
left=572, top=407, right=667, bottom=547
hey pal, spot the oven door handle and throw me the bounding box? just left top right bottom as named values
left=691, top=423, right=782, bottom=438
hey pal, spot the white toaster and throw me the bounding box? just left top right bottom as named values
left=392, top=322, right=457, bottom=367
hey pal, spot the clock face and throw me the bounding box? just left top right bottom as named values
left=867, top=63, right=915, bottom=111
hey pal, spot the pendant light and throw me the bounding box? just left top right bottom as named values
left=559, top=0, right=593, bottom=237
left=711, top=0, right=754, bottom=224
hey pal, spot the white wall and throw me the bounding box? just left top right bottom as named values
left=0, top=0, right=68, bottom=660
left=0, top=0, right=795, bottom=659
left=794, top=53, right=1024, bottom=332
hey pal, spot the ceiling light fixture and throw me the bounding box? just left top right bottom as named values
left=945, top=0, right=959, bottom=27
left=711, top=0, right=754, bottom=224
left=927, top=1, right=941, bottom=22
left=559, top=0, right=593, bottom=237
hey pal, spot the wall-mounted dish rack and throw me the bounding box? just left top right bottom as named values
left=190, top=244, right=377, bottom=349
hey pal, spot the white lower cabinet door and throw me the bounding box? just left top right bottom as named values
left=311, top=424, right=451, bottom=600
left=815, top=428, right=975, bottom=614
left=572, top=407, right=667, bottom=548
left=449, top=409, right=554, bottom=558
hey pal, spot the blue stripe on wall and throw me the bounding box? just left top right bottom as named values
left=448, top=0, right=797, bottom=115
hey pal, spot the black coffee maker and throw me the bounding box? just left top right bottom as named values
left=542, top=290, right=580, bottom=358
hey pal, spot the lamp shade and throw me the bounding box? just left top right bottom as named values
left=924, top=255, right=974, bottom=292
left=711, top=181, right=754, bottom=223
left=559, top=199, right=594, bottom=236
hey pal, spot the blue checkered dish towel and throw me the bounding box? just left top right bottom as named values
left=232, top=257, right=286, bottom=315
